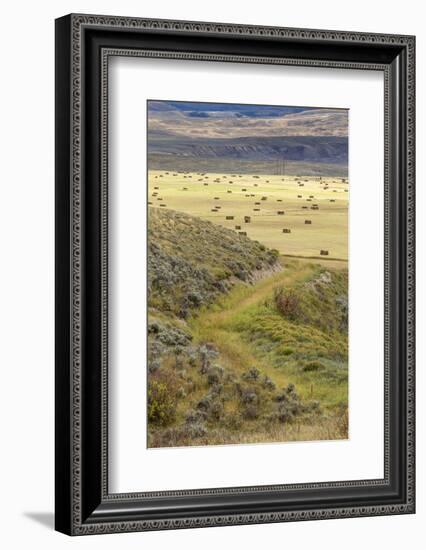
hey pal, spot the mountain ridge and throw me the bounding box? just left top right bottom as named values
left=148, top=135, right=348, bottom=164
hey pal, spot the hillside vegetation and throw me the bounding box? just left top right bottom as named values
left=148, top=207, right=279, bottom=318
left=147, top=208, right=348, bottom=447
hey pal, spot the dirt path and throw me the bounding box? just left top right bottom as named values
left=189, top=259, right=316, bottom=380
left=159, top=258, right=348, bottom=446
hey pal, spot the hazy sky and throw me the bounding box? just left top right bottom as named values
left=148, top=100, right=348, bottom=139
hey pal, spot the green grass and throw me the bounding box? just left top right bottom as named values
left=189, top=260, right=348, bottom=414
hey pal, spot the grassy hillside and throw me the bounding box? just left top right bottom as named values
left=147, top=209, right=348, bottom=448
left=148, top=207, right=279, bottom=318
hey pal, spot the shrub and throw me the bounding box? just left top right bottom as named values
left=268, top=249, right=280, bottom=264
left=238, top=387, right=258, bottom=405
left=208, top=401, right=224, bottom=420
left=197, top=392, right=224, bottom=421
left=235, top=269, right=249, bottom=281
left=338, top=407, right=349, bottom=437
left=277, top=401, right=296, bottom=423
left=184, top=290, right=204, bottom=307
left=148, top=358, right=161, bottom=373
left=274, top=288, right=301, bottom=320
left=262, top=375, right=276, bottom=391
left=184, top=422, right=208, bottom=439
left=242, top=403, right=259, bottom=420
left=177, top=387, right=187, bottom=398
left=206, top=365, right=224, bottom=386
left=242, top=367, right=261, bottom=382
left=199, top=344, right=219, bottom=374
left=303, top=360, right=325, bottom=372
left=148, top=320, right=192, bottom=347
left=187, top=348, right=198, bottom=368
left=275, top=383, right=298, bottom=403
left=147, top=372, right=179, bottom=427
left=185, top=409, right=206, bottom=424
left=336, top=295, right=349, bottom=330
left=222, top=413, right=243, bottom=430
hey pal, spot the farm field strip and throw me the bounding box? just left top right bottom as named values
left=148, top=170, right=349, bottom=259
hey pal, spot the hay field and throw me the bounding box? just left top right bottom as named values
left=148, top=170, right=348, bottom=260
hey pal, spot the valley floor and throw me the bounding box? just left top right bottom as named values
left=148, top=170, right=349, bottom=259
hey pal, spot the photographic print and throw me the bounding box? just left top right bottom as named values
left=56, top=16, right=415, bottom=533
left=147, top=100, right=349, bottom=449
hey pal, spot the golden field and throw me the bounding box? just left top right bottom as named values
left=148, top=170, right=348, bottom=260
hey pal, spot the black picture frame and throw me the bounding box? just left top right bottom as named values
left=55, top=13, right=415, bottom=536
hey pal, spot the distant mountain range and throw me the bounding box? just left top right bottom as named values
left=148, top=101, right=318, bottom=118
left=147, top=101, right=348, bottom=177
left=148, top=135, right=348, bottom=165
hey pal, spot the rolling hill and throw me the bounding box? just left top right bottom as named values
left=148, top=207, right=280, bottom=318
left=147, top=207, right=348, bottom=448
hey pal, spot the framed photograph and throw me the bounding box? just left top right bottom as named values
left=55, top=14, right=415, bottom=535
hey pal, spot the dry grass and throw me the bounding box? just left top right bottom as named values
left=149, top=411, right=348, bottom=448
left=148, top=170, right=349, bottom=259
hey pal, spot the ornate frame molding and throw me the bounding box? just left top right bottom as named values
left=55, top=14, right=415, bottom=536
